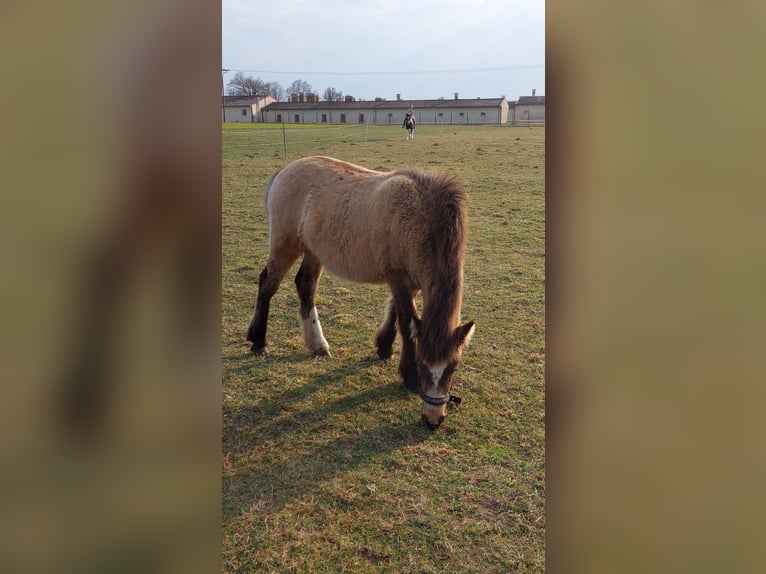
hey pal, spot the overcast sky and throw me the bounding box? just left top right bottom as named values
left=222, top=0, right=544, bottom=102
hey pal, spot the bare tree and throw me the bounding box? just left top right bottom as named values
left=288, top=79, right=313, bottom=96
left=323, top=87, right=344, bottom=101
left=227, top=72, right=267, bottom=96
left=227, top=73, right=285, bottom=101
left=264, top=82, right=285, bottom=102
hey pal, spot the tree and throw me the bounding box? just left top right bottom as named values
left=287, top=79, right=313, bottom=96
left=264, top=82, right=285, bottom=102
left=323, top=87, right=344, bottom=101
left=226, top=72, right=285, bottom=101
left=227, top=72, right=268, bottom=96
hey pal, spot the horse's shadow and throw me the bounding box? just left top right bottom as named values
left=223, top=355, right=431, bottom=522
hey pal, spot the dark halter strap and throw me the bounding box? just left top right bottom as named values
left=419, top=392, right=462, bottom=406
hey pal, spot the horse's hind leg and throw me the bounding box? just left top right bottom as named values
left=247, top=252, right=298, bottom=355
left=374, top=296, right=397, bottom=360
left=295, top=251, right=330, bottom=356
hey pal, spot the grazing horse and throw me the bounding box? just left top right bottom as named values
left=247, top=156, right=474, bottom=428
left=404, top=116, right=416, bottom=140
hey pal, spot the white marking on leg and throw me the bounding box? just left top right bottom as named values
left=301, top=306, right=329, bottom=353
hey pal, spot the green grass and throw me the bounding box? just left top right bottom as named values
left=223, top=122, right=349, bottom=131
left=223, top=124, right=545, bottom=572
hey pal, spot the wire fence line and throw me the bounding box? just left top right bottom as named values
left=222, top=124, right=409, bottom=162
left=222, top=122, right=528, bottom=162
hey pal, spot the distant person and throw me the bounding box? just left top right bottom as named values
left=403, top=105, right=416, bottom=140
left=402, top=105, right=415, bottom=128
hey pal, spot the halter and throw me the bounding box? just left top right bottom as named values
left=419, top=392, right=462, bottom=406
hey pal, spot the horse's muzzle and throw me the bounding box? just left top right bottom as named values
left=419, top=392, right=461, bottom=429
left=422, top=413, right=446, bottom=430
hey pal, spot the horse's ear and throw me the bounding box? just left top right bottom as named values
left=409, top=316, right=422, bottom=341
left=455, top=321, right=475, bottom=348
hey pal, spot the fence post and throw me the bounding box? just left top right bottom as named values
left=282, top=122, right=287, bottom=162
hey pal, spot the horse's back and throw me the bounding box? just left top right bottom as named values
left=264, top=156, right=462, bottom=285
left=266, top=156, right=387, bottom=232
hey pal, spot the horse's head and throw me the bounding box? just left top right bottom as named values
left=411, top=318, right=475, bottom=429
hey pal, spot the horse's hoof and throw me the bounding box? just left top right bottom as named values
left=314, top=348, right=331, bottom=357
left=377, top=347, right=393, bottom=360
left=251, top=345, right=268, bottom=356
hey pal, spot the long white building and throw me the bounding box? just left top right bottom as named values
left=261, top=95, right=510, bottom=125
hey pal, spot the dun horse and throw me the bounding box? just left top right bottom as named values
left=247, top=156, right=474, bottom=428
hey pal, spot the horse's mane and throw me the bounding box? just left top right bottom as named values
left=398, top=170, right=468, bottom=364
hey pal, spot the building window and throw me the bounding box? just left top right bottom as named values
left=276, top=114, right=282, bottom=123
left=459, top=112, right=465, bottom=117
left=438, top=112, right=444, bottom=117
left=359, top=113, right=364, bottom=124
left=340, top=114, right=346, bottom=124
left=294, top=114, right=300, bottom=123
left=321, top=114, right=327, bottom=123
left=241, top=109, right=248, bottom=116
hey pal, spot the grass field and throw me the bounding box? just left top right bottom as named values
left=222, top=123, right=545, bottom=572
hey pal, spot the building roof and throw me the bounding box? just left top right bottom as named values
left=514, top=96, right=545, bottom=106
left=264, top=97, right=508, bottom=111
left=223, top=95, right=271, bottom=107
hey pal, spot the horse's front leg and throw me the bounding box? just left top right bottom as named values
left=374, top=296, right=397, bottom=360
left=295, top=251, right=330, bottom=356
left=397, top=303, right=419, bottom=391
left=387, top=275, right=419, bottom=391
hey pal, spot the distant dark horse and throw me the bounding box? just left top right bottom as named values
left=246, top=156, right=475, bottom=428
left=404, top=116, right=416, bottom=140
